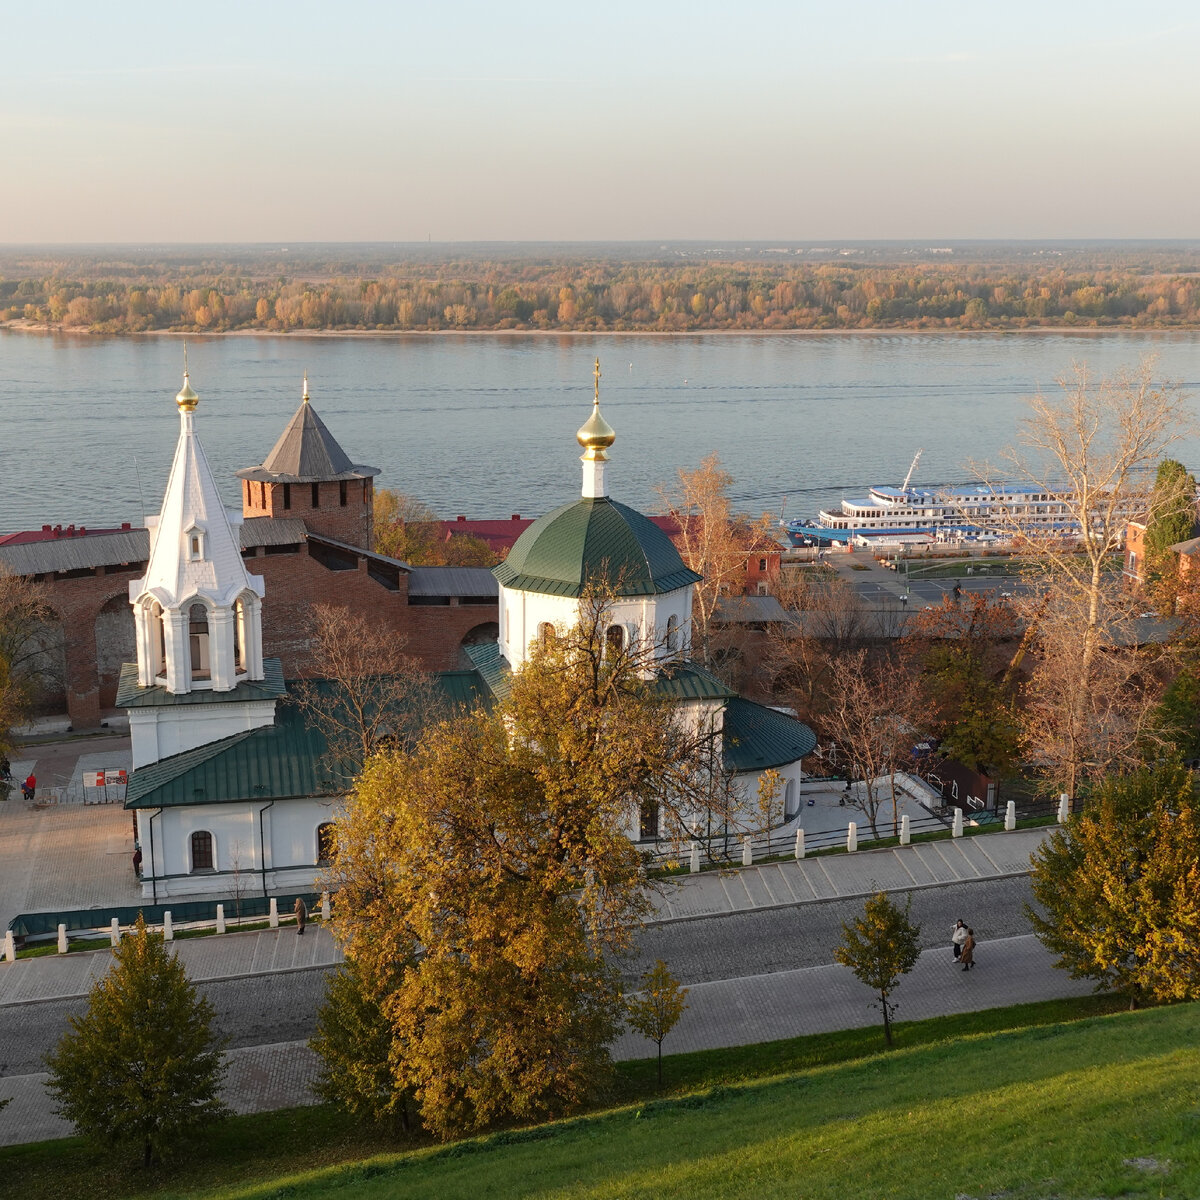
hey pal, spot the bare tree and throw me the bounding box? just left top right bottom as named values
left=978, top=359, right=1192, bottom=796
left=291, top=604, right=442, bottom=780
left=0, top=568, right=59, bottom=757
left=820, top=650, right=916, bottom=838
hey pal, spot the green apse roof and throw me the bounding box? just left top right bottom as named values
left=722, top=698, right=817, bottom=773
left=494, top=497, right=702, bottom=598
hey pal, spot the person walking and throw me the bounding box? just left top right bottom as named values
left=294, top=896, right=307, bottom=936
left=132, top=846, right=143, bottom=876
left=951, top=919, right=968, bottom=962
left=960, top=928, right=976, bottom=971
left=22, top=773, right=36, bottom=801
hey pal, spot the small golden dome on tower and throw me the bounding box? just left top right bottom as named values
left=576, top=357, right=615, bottom=459
left=176, top=371, right=199, bottom=412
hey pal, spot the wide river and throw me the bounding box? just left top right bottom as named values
left=3, top=330, right=1200, bottom=533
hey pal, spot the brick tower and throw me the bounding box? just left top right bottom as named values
left=236, top=374, right=380, bottom=547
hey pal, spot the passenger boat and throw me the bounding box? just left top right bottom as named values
left=781, top=451, right=1081, bottom=548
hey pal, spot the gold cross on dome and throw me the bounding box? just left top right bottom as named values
left=593, top=357, right=601, bottom=404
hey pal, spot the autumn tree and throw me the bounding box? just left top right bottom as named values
left=625, top=960, right=689, bottom=1088
left=820, top=650, right=916, bottom=838
left=834, top=892, right=922, bottom=1046
left=1027, top=762, right=1200, bottom=1008
left=655, top=454, right=769, bottom=673
left=981, top=360, right=1191, bottom=796
left=324, top=595, right=722, bottom=1139
left=1142, top=458, right=1198, bottom=614
left=373, top=488, right=495, bottom=566
left=44, top=915, right=227, bottom=1167
left=290, top=604, right=440, bottom=779
left=0, top=568, right=59, bottom=758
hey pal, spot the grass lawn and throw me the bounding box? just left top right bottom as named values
left=5, top=994, right=1192, bottom=1200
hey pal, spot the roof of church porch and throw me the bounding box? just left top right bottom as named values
left=236, top=374, right=380, bottom=484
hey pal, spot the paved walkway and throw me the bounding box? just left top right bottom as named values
left=647, top=827, right=1047, bottom=923
left=0, top=933, right=1091, bottom=1147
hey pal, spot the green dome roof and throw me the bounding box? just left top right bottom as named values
left=494, top=497, right=702, bottom=598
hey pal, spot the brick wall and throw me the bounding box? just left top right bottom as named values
left=241, top=478, right=375, bottom=547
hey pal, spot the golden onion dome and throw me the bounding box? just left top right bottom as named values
left=176, top=370, right=199, bottom=412
left=576, top=357, right=615, bottom=458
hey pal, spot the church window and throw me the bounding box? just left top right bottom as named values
left=339, top=481, right=348, bottom=507
left=639, top=800, right=659, bottom=840
left=283, top=484, right=292, bottom=510
left=605, top=624, right=626, bottom=656
left=784, top=778, right=797, bottom=818
left=666, top=614, right=680, bottom=652
left=311, top=482, right=320, bottom=507
left=317, top=823, right=336, bottom=865
left=538, top=622, right=556, bottom=649
left=185, top=527, right=205, bottom=562
left=190, top=830, right=214, bottom=872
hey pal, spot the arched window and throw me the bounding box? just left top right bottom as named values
left=190, top=830, right=214, bottom=872
left=666, top=614, right=679, bottom=653
left=538, top=622, right=556, bottom=649
left=639, top=800, right=659, bottom=841
left=317, top=823, right=336, bottom=865
left=188, top=603, right=210, bottom=679
left=605, top=624, right=626, bottom=656
left=784, top=779, right=796, bottom=819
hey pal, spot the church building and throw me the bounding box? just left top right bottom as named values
left=120, top=363, right=814, bottom=899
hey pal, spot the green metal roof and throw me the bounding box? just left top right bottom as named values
left=116, top=658, right=288, bottom=709
left=654, top=663, right=737, bottom=701
left=494, top=497, right=702, bottom=598
left=463, top=641, right=512, bottom=701
left=722, top=698, right=817, bottom=773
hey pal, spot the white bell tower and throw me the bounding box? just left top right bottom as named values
left=129, top=367, right=266, bottom=695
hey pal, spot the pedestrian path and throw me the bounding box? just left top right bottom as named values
left=0, top=926, right=342, bottom=1007
left=0, top=934, right=1094, bottom=1147
left=0, top=829, right=1048, bottom=1006
left=647, top=826, right=1047, bottom=924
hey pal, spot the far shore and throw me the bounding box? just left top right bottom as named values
left=5, top=321, right=1200, bottom=340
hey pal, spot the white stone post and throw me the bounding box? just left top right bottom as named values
left=3, top=930, right=15, bottom=963
left=110, top=918, right=121, bottom=947
left=742, top=835, right=753, bottom=867
left=794, top=828, right=805, bottom=860
left=269, top=898, right=279, bottom=928
left=1005, top=800, right=1016, bottom=832
left=689, top=839, right=700, bottom=874
left=163, top=912, right=173, bottom=941
left=847, top=821, right=858, bottom=853
left=58, top=924, right=68, bottom=954
left=952, top=808, right=964, bottom=838
left=321, top=892, right=331, bottom=922
left=900, top=814, right=911, bottom=845
left=1058, top=793, right=1071, bottom=823
left=215, top=904, right=226, bottom=934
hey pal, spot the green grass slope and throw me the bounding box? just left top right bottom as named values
left=219, top=1003, right=1199, bottom=1200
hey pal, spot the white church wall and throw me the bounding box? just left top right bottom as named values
left=128, top=699, right=278, bottom=769
left=136, top=795, right=345, bottom=900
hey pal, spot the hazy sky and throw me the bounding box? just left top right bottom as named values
left=5, top=1, right=1200, bottom=242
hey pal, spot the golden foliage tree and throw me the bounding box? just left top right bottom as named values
left=323, top=596, right=723, bottom=1138
left=1028, top=762, right=1200, bottom=1008
left=625, top=960, right=689, bottom=1087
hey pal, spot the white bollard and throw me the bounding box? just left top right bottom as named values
left=847, top=821, right=858, bottom=853
left=1057, top=794, right=1070, bottom=824
left=689, top=840, right=700, bottom=874
left=321, top=892, right=331, bottom=922
left=3, top=930, right=14, bottom=963
left=110, top=918, right=120, bottom=947
left=58, top=924, right=68, bottom=954
left=794, top=828, right=805, bottom=860
left=742, top=835, right=753, bottom=867
left=163, top=912, right=173, bottom=941
left=1005, top=800, right=1016, bottom=832
left=269, top=898, right=279, bottom=929
left=952, top=808, right=964, bottom=838
left=900, top=814, right=911, bottom=846
left=215, top=904, right=226, bottom=934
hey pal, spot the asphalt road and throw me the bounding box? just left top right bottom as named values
left=0, top=875, right=1038, bottom=1078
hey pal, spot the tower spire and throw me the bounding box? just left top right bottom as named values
left=302, top=371, right=310, bottom=404
left=576, top=357, right=615, bottom=499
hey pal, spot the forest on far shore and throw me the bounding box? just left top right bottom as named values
left=5, top=243, right=1200, bottom=334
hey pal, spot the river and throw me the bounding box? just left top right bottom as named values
left=2, top=329, right=1200, bottom=532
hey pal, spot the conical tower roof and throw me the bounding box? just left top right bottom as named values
left=237, top=377, right=379, bottom=484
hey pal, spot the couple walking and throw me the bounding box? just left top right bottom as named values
left=951, top=919, right=976, bottom=971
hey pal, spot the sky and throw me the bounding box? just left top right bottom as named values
left=4, top=1, right=1200, bottom=242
